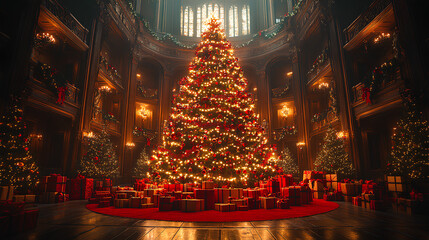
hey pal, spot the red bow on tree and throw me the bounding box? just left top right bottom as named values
left=56, top=86, right=68, bottom=104
left=362, top=87, right=371, bottom=104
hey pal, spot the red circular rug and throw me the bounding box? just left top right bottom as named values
left=86, top=199, right=339, bottom=222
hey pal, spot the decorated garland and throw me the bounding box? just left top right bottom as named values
left=137, top=84, right=158, bottom=99
left=102, top=112, right=118, bottom=123
left=38, top=63, right=68, bottom=104
left=274, top=126, right=298, bottom=141
left=307, top=47, right=329, bottom=77
left=272, top=85, right=290, bottom=98
left=99, top=56, right=122, bottom=85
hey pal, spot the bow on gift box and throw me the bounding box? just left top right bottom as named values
left=186, top=195, right=193, bottom=199
left=277, top=198, right=287, bottom=204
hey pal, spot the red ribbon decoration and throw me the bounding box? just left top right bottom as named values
left=362, top=87, right=371, bottom=104
left=56, top=86, right=67, bottom=104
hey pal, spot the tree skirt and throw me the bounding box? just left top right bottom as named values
left=86, top=199, right=339, bottom=222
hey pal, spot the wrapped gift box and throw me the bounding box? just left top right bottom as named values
left=114, top=199, right=129, bottom=208
left=1, top=186, right=14, bottom=201
left=173, top=191, right=183, bottom=200
left=215, top=188, right=229, bottom=203
left=244, top=197, right=256, bottom=209
left=323, top=193, right=336, bottom=201
left=259, top=188, right=269, bottom=197
left=313, top=191, right=324, bottom=199
left=47, top=174, right=67, bottom=193
left=276, top=199, right=289, bottom=209
left=103, top=179, right=112, bottom=187
left=214, top=203, right=236, bottom=212
left=344, top=196, right=353, bottom=202
left=202, top=181, right=214, bottom=189
left=39, top=176, right=49, bottom=192
left=248, top=189, right=261, bottom=200
left=153, top=194, right=160, bottom=207
left=194, top=189, right=215, bottom=210
left=116, top=193, right=128, bottom=199
left=278, top=174, right=294, bottom=188
left=243, top=189, right=249, bottom=197
left=182, top=192, right=194, bottom=199
left=184, top=183, right=194, bottom=192
left=144, top=189, right=158, bottom=198
left=142, top=197, right=151, bottom=204
left=260, top=197, right=276, bottom=209
left=164, top=184, right=183, bottom=192
left=134, top=183, right=146, bottom=191
left=229, top=188, right=244, bottom=199
left=12, top=195, right=36, bottom=203
left=55, top=193, right=69, bottom=203
left=282, top=187, right=301, bottom=206
left=23, top=209, right=39, bottom=231
left=259, top=182, right=268, bottom=189
left=231, top=199, right=246, bottom=207
left=298, top=185, right=311, bottom=204
left=238, top=205, right=249, bottom=211
left=181, top=199, right=204, bottom=212
left=159, top=196, right=175, bottom=211
left=268, top=180, right=280, bottom=194
left=303, top=170, right=324, bottom=181
left=129, top=197, right=141, bottom=208
left=141, top=203, right=155, bottom=208
left=69, top=177, right=93, bottom=200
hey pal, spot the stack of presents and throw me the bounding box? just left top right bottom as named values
left=304, top=170, right=428, bottom=215
left=0, top=186, right=39, bottom=235
left=107, top=174, right=316, bottom=212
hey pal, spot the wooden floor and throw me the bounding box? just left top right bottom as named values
left=7, top=200, right=429, bottom=240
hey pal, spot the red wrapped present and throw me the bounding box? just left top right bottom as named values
left=259, top=188, right=269, bottom=197
left=238, top=205, right=249, bottom=211
left=181, top=192, right=194, bottom=199
left=47, top=174, right=67, bottom=193
left=152, top=194, right=160, bottom=207
left=276, top=198, right=289, bottom=209
left=202, top=181, right=214, bottom=189
left=174, top=191, right=183, bottom=200
left=323, top=193, right=336, bottom=201
left=9, top=212, right=25, bottom=234
left=259, top=181, right=268, bottom=189
left=181, top=199, right=204, bottom=212
left=39, top=192, right=57, bottom=204
left=142, top=203, right=155, bottom=208
left=39, top=176, right=49, bottom=193
left=303, top=170, right=324, bottom=181
left=114, top=199, right=129, bottom=208
left=23, top=209, right=39, bottom=231
left=278, top=174, right=294, bottom=188
left=248, top=189, right=261, bottom=200
left=194, top=189, right=215, bottom=210
left=231, top=199, right=246, bottom=207
left=214, top=203, right=236, bottom=212
left=260, top=197, right=276, bottom=209
left=0, top=200, right=25, bottom=215
left=159, top=196, right=175, bottom=211
left=243, top=189, right=249, bottom=197
left=13, top=194, right=36, bottom=203
left=69, top=177, right=93, bottom=200
left=144, top=189, right=158, bottom=198
left=129, top=197, right=141, bottom=208
left=134, top=182, right=146, bottom=191
left=282, top=187, right=301, bottom=206
left=55, top=193, right=69, bottom=203
left=244, top=197, right=256, bottom=209
left=164, top=184, right=184, bottom=192
left=268, top=179, right=280, bottom=194
left=184, top=183, right=194, bottom=192
left=103, top=179, right=113, bottom=187
left=229, top=188, right=244, bottom=199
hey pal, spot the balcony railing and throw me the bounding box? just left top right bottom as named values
left=137, top=85, right=158, bottom=99
left=311, top=110, right=337, bottom=131
left=42, top=0, right=88, bottom=43
left=99, top=56, right=123, bottom=88
left=344, top=0, right=391, bottom=44
left=65, top=83, right=79, bottom=105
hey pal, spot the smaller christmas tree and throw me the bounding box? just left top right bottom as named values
left=0, top=95, right=39, bottom=193
left=313, top=126, right=355, bottom=179
left=78, top=125, right=119, bottom=179
left=133, top=147, right=152, bottom=179
left=387, top=90, right=429, bottom=182
left=278, top=146, right=300, bottom=178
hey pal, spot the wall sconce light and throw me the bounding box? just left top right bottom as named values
left=286, top=72, right=293, bottom=77
left=99, top=85, right=111, bottom=93
left=318, top=82, right=329, bottom=90
left=280, top=105, right=291, bottom=118
left=336, top=131, right=349, bottom=140
left=138, top=105, right=150, bottom=119
left=126, top=142, right=136, bottom=149
left=296, top=142, right=306, bottom=149
left=83, top=131, right=94, bottom=139
left=36, top=32, right=56, bottom=44
left=253, top=87, right=257, bottom=92
left=136, top=73, right=141, bottom=78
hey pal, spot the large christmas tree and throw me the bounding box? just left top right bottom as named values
left=78, top=126, right=120, bottom=179
left=387, top=90, right=429, bottom=181
left=0, top=95, right=39, bottom=193
left=313, top=126, right=355, bottom=179
left=279, top=146, right=300, bottom=178
left=151, top=17, right=279, bottom=187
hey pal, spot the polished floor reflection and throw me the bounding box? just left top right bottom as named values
left=7, top=200, right=428, bottom=240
